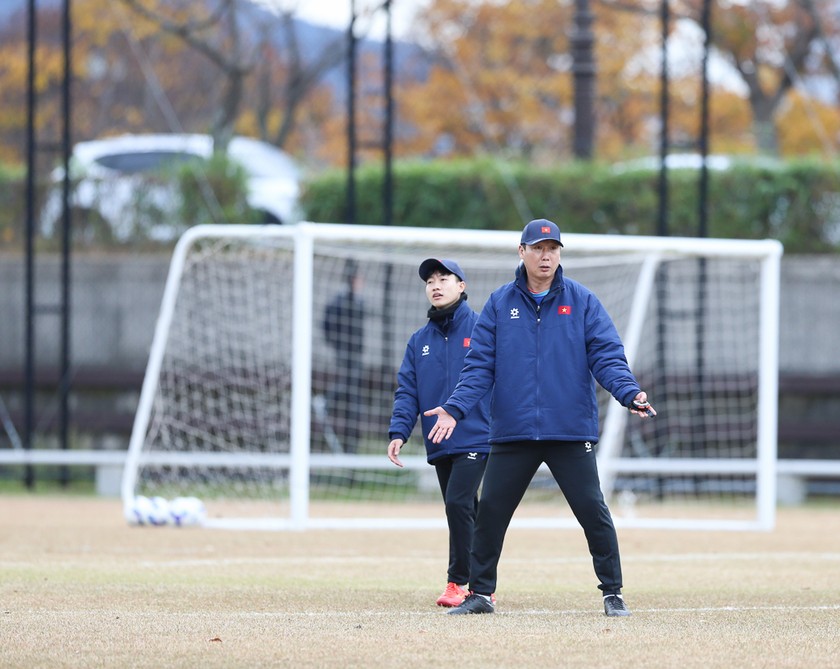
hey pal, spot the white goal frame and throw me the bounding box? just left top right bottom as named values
left=121, top=222, right=782, bottom=531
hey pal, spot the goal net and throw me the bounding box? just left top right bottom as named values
left=122, top=223, right=782, bottom=531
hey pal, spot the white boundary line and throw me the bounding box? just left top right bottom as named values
left=27, top=606, right=839, bottom=618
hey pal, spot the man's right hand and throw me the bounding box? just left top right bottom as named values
left=423, top=406, right=457, bottom=444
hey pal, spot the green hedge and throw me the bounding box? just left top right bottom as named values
left=300, top=158, right=840, bottom=254
left=0, top=164, right=28, bottom=248
left=176, top=152, right=259, bottom=228
left=4, top=157, right=839, bottom=253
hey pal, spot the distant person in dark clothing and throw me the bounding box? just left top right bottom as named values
left=323, top=259, right=365, bottom=453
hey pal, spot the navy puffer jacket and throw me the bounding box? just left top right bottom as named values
left=443, top=264, right=640, bottom=444
left=389, top=299, right=491, bottom=462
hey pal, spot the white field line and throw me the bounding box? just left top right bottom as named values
left=4, top=552, right=839, bottom=570
left=142, top=552, right=840, bottom=568
left=259, top=605, right=840, bottom=616
left=13, top=606, right=840, bottom=618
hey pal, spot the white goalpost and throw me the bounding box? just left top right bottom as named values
left=122, top=222, right=782, bottom=531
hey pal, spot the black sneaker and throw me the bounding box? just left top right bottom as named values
left=603, top=594, right=631, bottom=617
left=447, top=592, right=495, bottom=615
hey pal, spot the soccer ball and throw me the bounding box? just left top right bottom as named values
left=125, top=495, right=171, bottom=526
left=168, top=496, right=207, bottom=527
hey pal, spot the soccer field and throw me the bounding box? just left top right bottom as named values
left=1, top=496, right=838, bottom=668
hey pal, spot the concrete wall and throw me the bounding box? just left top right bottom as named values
left=0, top=253, right=168, bottom=372
left=777, top=256, right=840, bottom=374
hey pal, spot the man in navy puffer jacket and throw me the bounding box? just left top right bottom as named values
left=388, top=258, right=492, bottom=608
left=426, top=219, right=656, bottom=618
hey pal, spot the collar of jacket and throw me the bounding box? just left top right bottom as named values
left=427, top=292, right=469, bottom=324
left=514, top=263, right=565, bottom=298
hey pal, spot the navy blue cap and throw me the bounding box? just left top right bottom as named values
left=419, top=258, right=467, bottom=282
left=520, top=219, right=563, bottom=247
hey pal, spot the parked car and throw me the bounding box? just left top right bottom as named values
left=41, top=133, right=301, bottom=243
left=611, top=152, right=781, bottom=173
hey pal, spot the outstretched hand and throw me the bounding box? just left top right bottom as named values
left=424, top=406, right=457, bottom=444
left=629, top=391, right=657, bottom=418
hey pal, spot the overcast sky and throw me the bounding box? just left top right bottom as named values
left=253, top=0, right=430, bottom=39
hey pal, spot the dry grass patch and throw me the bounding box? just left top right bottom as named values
left=1, top=496, right=838, bottom=668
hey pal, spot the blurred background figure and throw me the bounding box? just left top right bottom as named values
left=322, top=259, right=365, bottom=453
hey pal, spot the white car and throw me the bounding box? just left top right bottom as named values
left=41, top=133, right=301, bottom=243
left=611, top=153, right=781, bottom=173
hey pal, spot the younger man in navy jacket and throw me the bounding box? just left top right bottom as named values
left=388, top=258, right=492, bottom=607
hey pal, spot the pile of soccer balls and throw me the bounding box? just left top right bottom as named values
left=125, top=495, right=206, bottom=527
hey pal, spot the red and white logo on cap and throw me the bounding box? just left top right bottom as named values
left=541, top=226, right=551, bottom=234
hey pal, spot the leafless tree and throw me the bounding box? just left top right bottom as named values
left=119, top=0, right=348, bottom=153
left=120, top=0, right=258, bottom=150
left=254, top=9, right=347, bottom=148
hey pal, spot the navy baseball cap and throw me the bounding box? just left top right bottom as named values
left=520, top=219, right=564, bottom=247
left=419, top=258, right=467, bottom=282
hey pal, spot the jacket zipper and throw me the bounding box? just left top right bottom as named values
left=535, top=302, right=542, bottom=440
left=443, top=333, right=450, bottom=391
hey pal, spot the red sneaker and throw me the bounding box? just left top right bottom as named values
left=436, top=582, right=467, bottom=607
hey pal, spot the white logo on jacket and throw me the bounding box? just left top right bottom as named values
left=421, top=344, right=430, bottom=356
left=510, top=308, right=520, bottom=319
